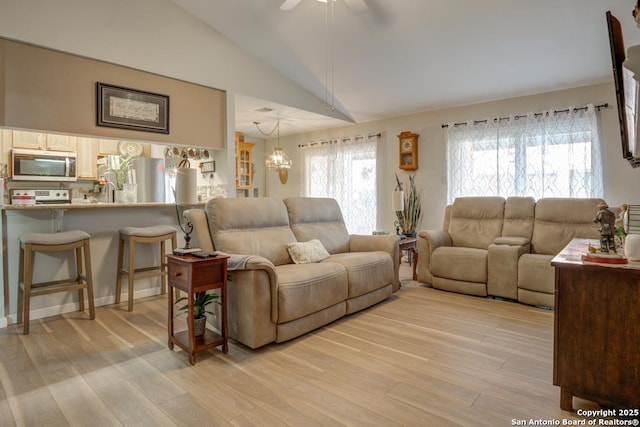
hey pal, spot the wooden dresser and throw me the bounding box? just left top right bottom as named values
left=551, top=238, right=640, bottom=410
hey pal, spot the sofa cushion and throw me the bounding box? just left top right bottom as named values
left=431, top=246, right=488, bottom=283
left=287, top=239, right=330, bottom=264
left=284, top=197, right=350, bottom=254
left=206, top=198, right=297, bottom=266
left=323, top=251, right=394, bottom=298
left=448, top=197, right=505, bottom=249
left=531, top=198, right=603, bottom=255
left=502, top=196, right=535, bottom=239
left=276, top=262, right=348, bottom=323
left=518, top=253, right=555, bottom=294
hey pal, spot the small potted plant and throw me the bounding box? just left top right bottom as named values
left=394, top=172, right=422, bottom=237
left=175, top=291, right=220, bottom=337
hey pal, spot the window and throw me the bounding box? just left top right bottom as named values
left=446, top=104, right=603, bottom=203
left=300, top=135, right=377, bottom=235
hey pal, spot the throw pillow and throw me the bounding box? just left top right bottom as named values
left=287, top=239, right=330, bottom=264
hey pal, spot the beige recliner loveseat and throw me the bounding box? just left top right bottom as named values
left=185, top=197, right=399, bottom=349
left=417, top=196, right=607, bottom=307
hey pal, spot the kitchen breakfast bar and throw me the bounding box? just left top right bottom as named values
left=0, top=202, right=197, bottom=328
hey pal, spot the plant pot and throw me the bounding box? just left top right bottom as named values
left=193, top=316, right=207, bottom=336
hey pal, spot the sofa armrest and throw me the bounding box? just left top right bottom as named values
left=418, top=229, right=451, bottom=253
left=221, top=253, right=279, bottom=323
left=494, top=236, right=530, bottom=246
left=416, top=229, right=452, bottom=284
left=349, top=234, right=399, bottom=256
left=487, top=241, right=529, bottom=300
left=349, top=234, right=400, bottom=290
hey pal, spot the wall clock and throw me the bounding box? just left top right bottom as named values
left=398, top=131, right=419, bottom=170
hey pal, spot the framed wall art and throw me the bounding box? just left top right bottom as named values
left=97, top=82, right=170, bottom=134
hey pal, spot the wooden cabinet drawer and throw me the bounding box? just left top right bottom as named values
left=168, top=260, right=190, bottom=288
left=192, top=262, right=225, bottom=288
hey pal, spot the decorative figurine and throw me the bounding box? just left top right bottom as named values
left=593, top=201, right=616, bottom=253
left=617, top=203, right=629, bottom=233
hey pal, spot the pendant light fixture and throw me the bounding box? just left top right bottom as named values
left=254, top=119, right=292, bottom=171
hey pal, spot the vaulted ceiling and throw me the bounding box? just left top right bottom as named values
left=171, top=0, right=640, bottom=137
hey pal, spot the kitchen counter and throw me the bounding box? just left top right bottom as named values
left=2, top=202, right=205, bottom=210
left=0, top=201, right=207, bottom=329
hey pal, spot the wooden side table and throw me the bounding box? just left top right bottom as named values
left=398, top=237, right=418, bottom=281
left=166, top=254, right=229, bottom=365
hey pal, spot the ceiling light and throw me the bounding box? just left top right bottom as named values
left=254, top=119, right=293, bottom=172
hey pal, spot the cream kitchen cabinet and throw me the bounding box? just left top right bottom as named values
left=76, top=137, right=98, bottom=180
left=98, top=139, right=120, bottom=155
left=11, top=130, right=46, bottom=150
left=235, top=132, right=254, bottom=190
left=1, top=129, right=12, bottom=166
left=46, top=134, right=77, bottom=151
left=12, top=130, right=77, bottom=151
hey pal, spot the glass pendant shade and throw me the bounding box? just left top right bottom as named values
left=266, top=148, right=292, bottom=170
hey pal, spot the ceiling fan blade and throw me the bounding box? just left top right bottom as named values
left=280, top=0, right=302, bottom=11
left=344, top=0, right=367, bottom=12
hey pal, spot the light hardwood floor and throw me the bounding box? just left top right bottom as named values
left=0, top=264, right=598, bottom=426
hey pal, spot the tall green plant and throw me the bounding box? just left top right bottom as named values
left=110, top=154, right=136, bottom=190
left=395, top=173, right=422, bottom=235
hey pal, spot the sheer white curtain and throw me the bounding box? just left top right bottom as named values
left=300, top=135, right=377, bottom=235
left=446, top=104, right=603, bottom=203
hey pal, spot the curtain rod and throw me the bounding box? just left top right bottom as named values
left=298, top=132, right=381, bottom=149
left=440, top=103, right=609, bottom=129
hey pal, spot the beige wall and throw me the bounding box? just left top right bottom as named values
left=0, top=39, right=226, bottom=149
left=271, top=82, right=638, bottom=233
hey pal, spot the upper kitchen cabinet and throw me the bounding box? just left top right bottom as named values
left=11, top=130, right=77, bottom=151
left=0, top=39, right=226, bottom=149
left=235, top=132, right=254, bottom=190
left=47, top=134, right=77, bottom=151
left=76, top=137, right=98, bottom=180
left=11, top=130, right=46, bottom=150
left=98, top=139, right=121, bottom=155
left=0, top=129, right=11, bottom=167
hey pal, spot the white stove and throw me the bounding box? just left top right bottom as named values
left=10, top=189, right=71, bottom=205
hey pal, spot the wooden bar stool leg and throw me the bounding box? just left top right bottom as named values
left=84, top=239, right=95, bottom=320
left=170, top=233, right=180, bottom=300
left=115, top=234, right=125, bottom=304
left=160, top=240, right=166, bottom=295
left=23, top=244, right=33, bottom=335
left=17, top=246, right=25, bottom=327
left=75, top=246, right=85, bottom=313
left=127, top=236, right=135, bottom=312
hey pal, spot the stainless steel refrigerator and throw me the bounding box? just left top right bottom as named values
left=133, top=157, right=165, bottom=203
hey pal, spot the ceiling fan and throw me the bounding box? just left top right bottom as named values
left=280, top=0, right=367, bottom=12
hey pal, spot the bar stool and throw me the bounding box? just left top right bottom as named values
left=18, top=230, right=95, bottom=335
left=116, top=225, right=177, bottom=311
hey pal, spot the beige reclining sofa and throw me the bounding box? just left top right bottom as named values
left=185, top=197, right=399, bottom=349
left=416, top=196, right=607, bottom=307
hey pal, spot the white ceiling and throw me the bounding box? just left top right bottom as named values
left=171, top=0, right=640, bottom=138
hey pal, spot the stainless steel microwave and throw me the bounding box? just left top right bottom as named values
left=11, top=148, right=77, bottom=181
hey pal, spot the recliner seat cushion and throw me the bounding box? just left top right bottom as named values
left=276, top=262, right=348, bottom=323
left=518, top=253, right=555, bottom=294
left=431, top=247, right=488, bottom=283
left=323, top=251, right=394, bottom=298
